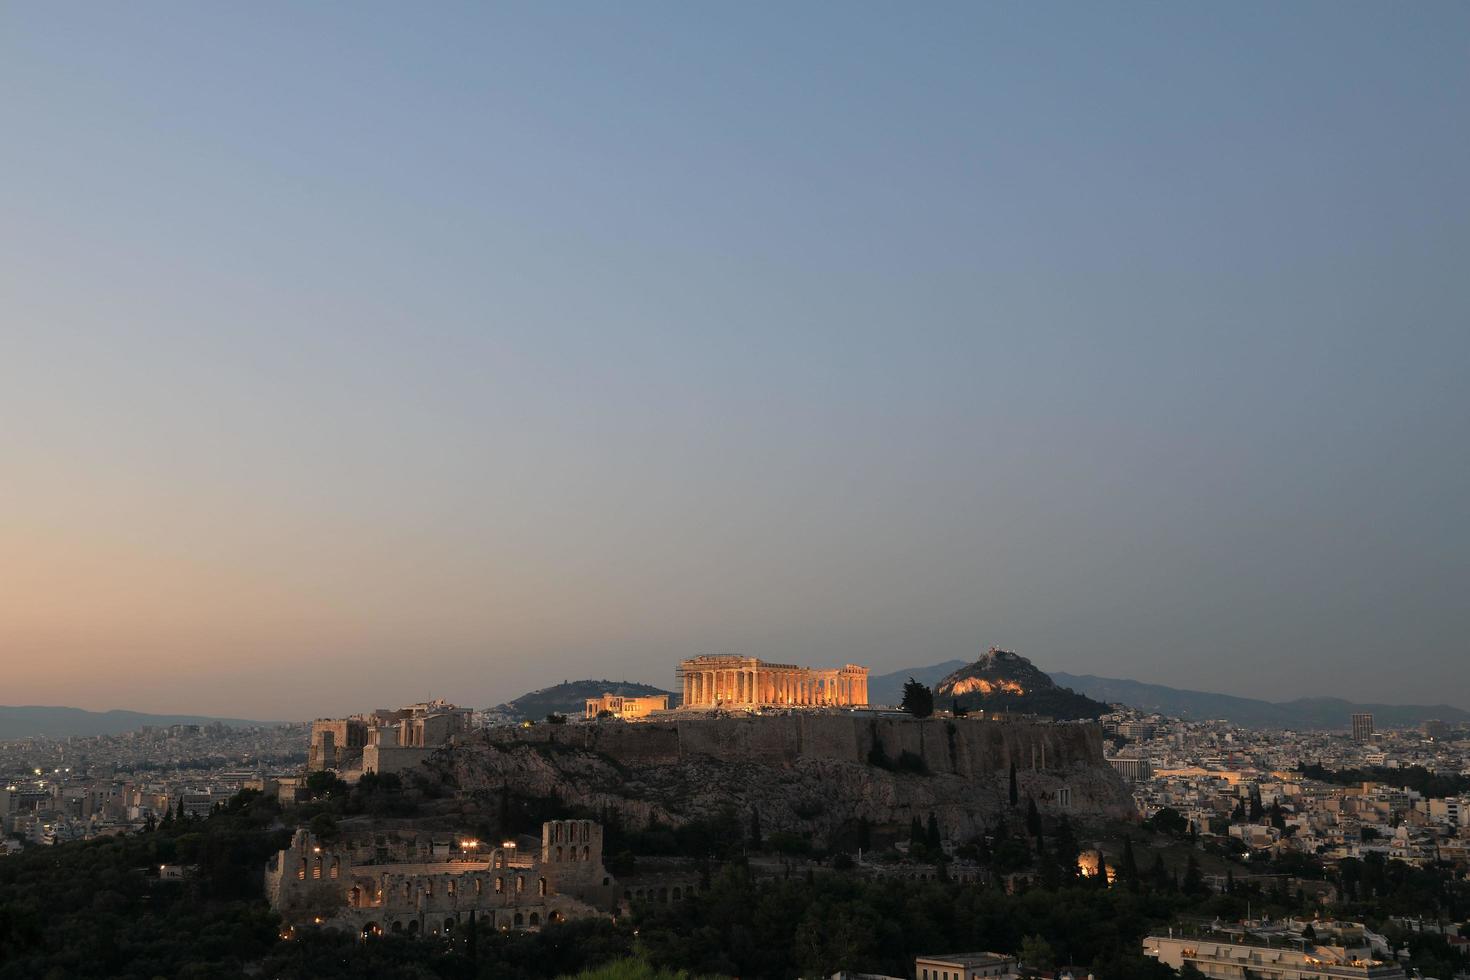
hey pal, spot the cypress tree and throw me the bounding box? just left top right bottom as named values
left=1008, top=761, right=1019, bottom=806
left=926, top=812, right=942, bottom=850
left=1121, top=836, right=1139, bottom=892
left=1183, top=853, right=1204, bottom=895
left=1149, top=852, right=1169, bottom=892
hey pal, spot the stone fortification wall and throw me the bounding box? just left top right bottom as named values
left=442, top=715, right=1131, bottom=846
left=502, top=714, right=1108, bottom=777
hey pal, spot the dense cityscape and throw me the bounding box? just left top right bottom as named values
left=3, top=652, right=1468, bottom=979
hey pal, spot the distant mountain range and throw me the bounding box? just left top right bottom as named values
left=867, top=661, right=969, bottom=707
left=494, top=679, right=678, bottom=721
left=1049, top=673, right=1470, bottom=730
left=870, top=661, right=1468, bottom=730
left=0, top=706, right=281, bottom=740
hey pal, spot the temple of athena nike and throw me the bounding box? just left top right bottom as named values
left=677, top=655, right=869, bottom=709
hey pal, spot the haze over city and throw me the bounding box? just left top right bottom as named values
left=3, top=3, right=1467, bottom=720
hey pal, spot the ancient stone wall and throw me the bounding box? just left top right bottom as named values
left=442, top=715, right=1131, bottom=846
left=502, top=714, right=1110, bottom=776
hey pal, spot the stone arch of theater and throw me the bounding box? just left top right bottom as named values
left=677, top=656, right=868, bottom=708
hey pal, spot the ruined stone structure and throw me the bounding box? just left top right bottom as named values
left=584, top=693, right=669, bottom=720
left=265, top=819, right=616, bottom=936
left=677, top=655, right=868, bottom=709
left=308, top=700, right=471, bottom=777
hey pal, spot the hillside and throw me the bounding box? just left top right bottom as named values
left=494, top=679, right=678, bottom=721
left=936, top=649, right=1110, bottom=721
left=0, top=705, right=279, bottom=740
left=442, top=714, right=1132, bottom=845
left=1050, top=673, right=1470, bottom=730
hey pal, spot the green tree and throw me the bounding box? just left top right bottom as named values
left=900, top=679, right=934, bottom=718
left=1183, top=853, right=1205, bottom=896
left=1148, top=806, right=1189, bottom=837
left=1008, top=761, right=1019, bottom=807
left=1149, top=852, right=1171, bottom=892
left=304, top=770, right=346, bottom=799
left=309, top=811, right=339, bottom=842
left=1269, top=802, right=1286, bottom=831
left=1120, top=836, right=1140, bottom=892
left=1020, top=934, right=1056, bottom=971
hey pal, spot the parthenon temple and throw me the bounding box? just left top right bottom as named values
left=677, top=656, right=869, bottom=709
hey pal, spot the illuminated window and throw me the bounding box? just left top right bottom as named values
left=297, top=859, right=307, bottom=881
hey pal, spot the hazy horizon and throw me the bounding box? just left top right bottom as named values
left=3, top=3, right=1467, bottom=720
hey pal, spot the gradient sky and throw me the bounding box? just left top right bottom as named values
left=2, top=3, right=1467, bottom=720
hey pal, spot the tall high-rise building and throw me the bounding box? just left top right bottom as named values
left=1352, top=712, right=1375, bottom=742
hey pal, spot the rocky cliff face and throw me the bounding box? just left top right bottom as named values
left=437, top=715, right=1132, bottom=845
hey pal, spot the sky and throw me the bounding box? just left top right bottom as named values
left=2, top=3, right=1467, bottom=720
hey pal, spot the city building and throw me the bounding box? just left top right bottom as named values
left=1352, top=713, right=1374, bottom=743
left=265, top=819, right=617, bottom=936
left=676, top=655, right=868, bottom=709
left=1143, top=934, right=1402, bottom=978
left=583, top=694, right=669, bottom=720
left=914, top=952, right=1019, bottom=980
left=1107, top=757, right=1154, bottom=783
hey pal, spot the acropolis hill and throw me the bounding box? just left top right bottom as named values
left=434, top=713, right=1133, bottom=845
